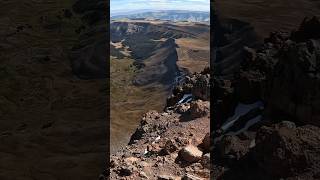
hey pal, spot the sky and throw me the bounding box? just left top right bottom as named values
left=111, top=0, right=210, bottom=14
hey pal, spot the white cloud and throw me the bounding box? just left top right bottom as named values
left=111, top=0, right=210, bottom=12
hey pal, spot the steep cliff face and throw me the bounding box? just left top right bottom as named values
left=110, top=21, right=210, bottom=86
left=110, top=21, right=209, bottom=60
left=110, top=21, right=210, bottom=41
left=132, top=38, right=179, bottom=86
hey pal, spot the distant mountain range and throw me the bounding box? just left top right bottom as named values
left=111, top=10, right=210, bottom=22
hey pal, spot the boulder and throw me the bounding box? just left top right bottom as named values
left=179, top=145, right=203, bottom=163
left=162, top=139, right=178, bottom=155
left=176, top=103, right=190, bottom=114
left=218, top=135, right=250, bottom=161
left=191, top=74, right=210, bottom=101
left=262, top=38, right=320, bottom=126
left=117, top=165, right=136, bottom=177
left=124, top=157, right=139, bottom=165
left=158, top=175, right=181, bottom=180
left=200, top=133, right=210, bottom=152
left=254, top=123, right=320, bottom=178
left=189, top=100, right=209, bottom=119
left=182, top=174, right=204, bottom=180
left=201, top=153, right=210, bottom=169
left=139, top=171, right=149, bottom=179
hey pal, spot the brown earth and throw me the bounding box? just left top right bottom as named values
left=176, top=37, right=210, bottom=74
left=110, top=57, right=169, bottom=153
left=0, top=0, right=107, bottom=179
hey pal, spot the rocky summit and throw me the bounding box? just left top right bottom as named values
left=212, top=14, right=320, bottom=180
left=107, top=69, right=211, bottom=180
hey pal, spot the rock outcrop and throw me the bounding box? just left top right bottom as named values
left=212, top=16, right=320, bottom=180
left=167, top=71, right=210, bottom=107
left=239, top=17, right=320, bottom=127
left=190, top=100, right=210, bottom=119
left=213, top=121, right=320, bottom=180
left=254, top=123, right=320, bottom=178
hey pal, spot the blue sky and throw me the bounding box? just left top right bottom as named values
left=111, top=0, right=210, bottom=14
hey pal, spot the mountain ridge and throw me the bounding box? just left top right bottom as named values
left=111, top=10, right=210, bottom=23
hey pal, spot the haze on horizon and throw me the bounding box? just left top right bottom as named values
left=111, top=0, right=210, bottom=15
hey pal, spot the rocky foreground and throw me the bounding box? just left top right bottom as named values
left=213, top=17, right=320, bottom=179
left=106, top=70, right=211, bottom=179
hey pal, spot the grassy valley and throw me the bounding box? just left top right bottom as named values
left=110, top=19, right=210, bottom=152
left=110, top=56, right=168, bottom=153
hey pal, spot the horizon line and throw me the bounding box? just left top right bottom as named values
left=111, top=9, right=210, bottom=15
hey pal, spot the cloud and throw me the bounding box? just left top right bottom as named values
left=111, top=0, right=210, bottom=12
left=149, top=0, right=168, bottom=2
